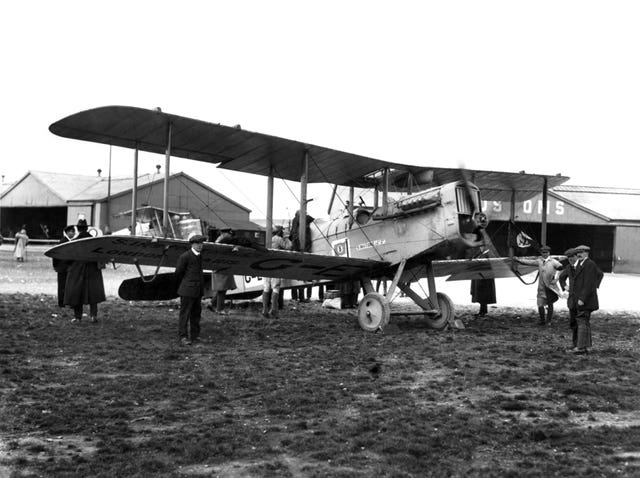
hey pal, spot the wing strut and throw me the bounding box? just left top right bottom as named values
left=162, top=121, right=172, bottom=237
left=507, top=189, right=516, bottom=257
left=299, top=149, right=309, bottom=250
left=266, top=167, right=274, bottom=247
left=131, top=146, right=139, bottom=235
left=541, top=176, right=548, bottom=246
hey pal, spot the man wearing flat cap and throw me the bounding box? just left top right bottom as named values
left=175, top=234, right=206, bottom=345
left=570, top=245, right=604, bottom=354
left=516, top=245, right=563, bottom=325
left=559, top=248, right=579, bottom=348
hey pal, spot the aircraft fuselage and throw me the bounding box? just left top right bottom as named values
left=309, top=181, right=483, bottom=274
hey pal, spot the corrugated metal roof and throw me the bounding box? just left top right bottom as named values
left=554, top=185, right=640, bottom=195
left=29, top=171, right=102, bottom=201
left=552, top=185, right=640, bottom=221
left=69, top=173, right=157, bottom=201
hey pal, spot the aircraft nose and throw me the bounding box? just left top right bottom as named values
left=474, top=212, right=489, bottom=229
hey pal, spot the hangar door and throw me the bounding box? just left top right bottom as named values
left=486, top=221, right=615, bottom=272
left=1, top=207, right=67, bottom=240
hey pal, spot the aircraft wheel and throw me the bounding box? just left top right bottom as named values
left=425, top=292, right=454, bottom=330
left=357, top=292, right=390, bottom=332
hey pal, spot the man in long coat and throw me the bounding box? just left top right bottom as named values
left=64, top=220, right=106, bottom=323
left=571, top=245, right=604, bottom=354
left=558, top=248, right=579, bottom=348
left=175, top=234, right=205, bottom=345
left=53, top=225, right=76, bottom=309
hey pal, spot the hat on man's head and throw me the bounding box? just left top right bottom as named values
left=76, top=219, right=88, bottom=230
left=575, top=245, right=591, bottom=253
left=564, top=247, right=577, bottom=257
left=219, top=227, right=232, bottom=233
left=539, top=245, right=551, bottom=253
left=189, top=234, right=205, bottom=244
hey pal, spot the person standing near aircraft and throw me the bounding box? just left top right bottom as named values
left=211, top=228, right=237, bottom=315
left=516, top=245, right=563, bottom=325
left=262, top=226, right=289, bottom=318
left=52, top=225, right=76, bottom=310
left=13, top=227, right=29, bottom=262
left=64, top=219, right=106, bottom=323
left=291, top=209, right=315, bottom=252
left=175, top=234, right=206, bottom=345
left=470, top=278, right=496, bottom=317
left=570, top=245, right=604, bottom=355
left=558, top=248, right=579, bottom=349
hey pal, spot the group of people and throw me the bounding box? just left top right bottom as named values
left=53, top=220, right=106, bottom=323
left=471, top=244, right=603, bottom=355
left=175, top=223, right=327, bottom=345
left=558, top=245, right=604, bottom=355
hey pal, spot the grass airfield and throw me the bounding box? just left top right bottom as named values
left=1, top=246, right=640, bottom=477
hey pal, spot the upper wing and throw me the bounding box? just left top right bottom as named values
left=431, top=257, right=538, bottom=281
left=45, top=235, right=389, bottom=282
left=49, top=105, right=569, bottom=200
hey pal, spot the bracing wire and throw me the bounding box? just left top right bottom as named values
left=175, top=176, right=239, bottom=228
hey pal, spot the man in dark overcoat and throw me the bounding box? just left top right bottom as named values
left=558, top=248, right=579, bottom=348
left=64, top=220, right=106, bottom=323
left=53, top=225, right=76, bottom=309
left=571, top=245, right=604, bottom=354
left=175, top=234, right=205, bottom=345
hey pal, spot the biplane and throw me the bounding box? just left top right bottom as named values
left=45, top=106, right=569, bottom=331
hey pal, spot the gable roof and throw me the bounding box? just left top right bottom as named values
left=2, top=170, right=251, bottom=215
left=552, top=185, right=640, bottom=222
left=0, top=171, right=102, bottom=203
left=68, top=172, right=157, bottom=201
left=67, top=171, right=250, bottom=213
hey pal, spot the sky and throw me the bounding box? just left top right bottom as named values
left=2, top=1, right=639, bottom=220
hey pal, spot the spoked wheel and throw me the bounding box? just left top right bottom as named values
left=357, top=292, right=390, bottom=332
left=424, top=292, right=454, bottom=330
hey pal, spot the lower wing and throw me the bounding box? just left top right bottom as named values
left=45, top=235, right=390, bottom=282
left=432, top=257, right=538, bottom=281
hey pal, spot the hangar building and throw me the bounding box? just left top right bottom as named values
left=0, top=170, right=262, bottom=242
left=484, top=185, right=640, bottom=273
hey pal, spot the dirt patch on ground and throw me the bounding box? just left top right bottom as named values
left=1, top=250, right=640, bottom=476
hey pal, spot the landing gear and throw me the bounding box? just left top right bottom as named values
left=357, top=292, right=390, bottom=332
left=356, top=260, right=457, bottom=332
left=424, top=292, right=454, bottom=331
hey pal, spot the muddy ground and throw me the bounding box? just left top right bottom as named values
left=1, top=247, right=640, bottom=477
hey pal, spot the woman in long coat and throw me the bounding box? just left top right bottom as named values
left=64, top=220, right=105, bottom=322
left=470, top=278, right=496, bottom=316
left=13, top=228, right=29, bottom=262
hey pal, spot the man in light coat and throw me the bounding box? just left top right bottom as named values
left=516, top=245, right=563, bottom=325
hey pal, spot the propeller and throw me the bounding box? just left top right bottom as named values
left=458, top=167, right=499, bottom=259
